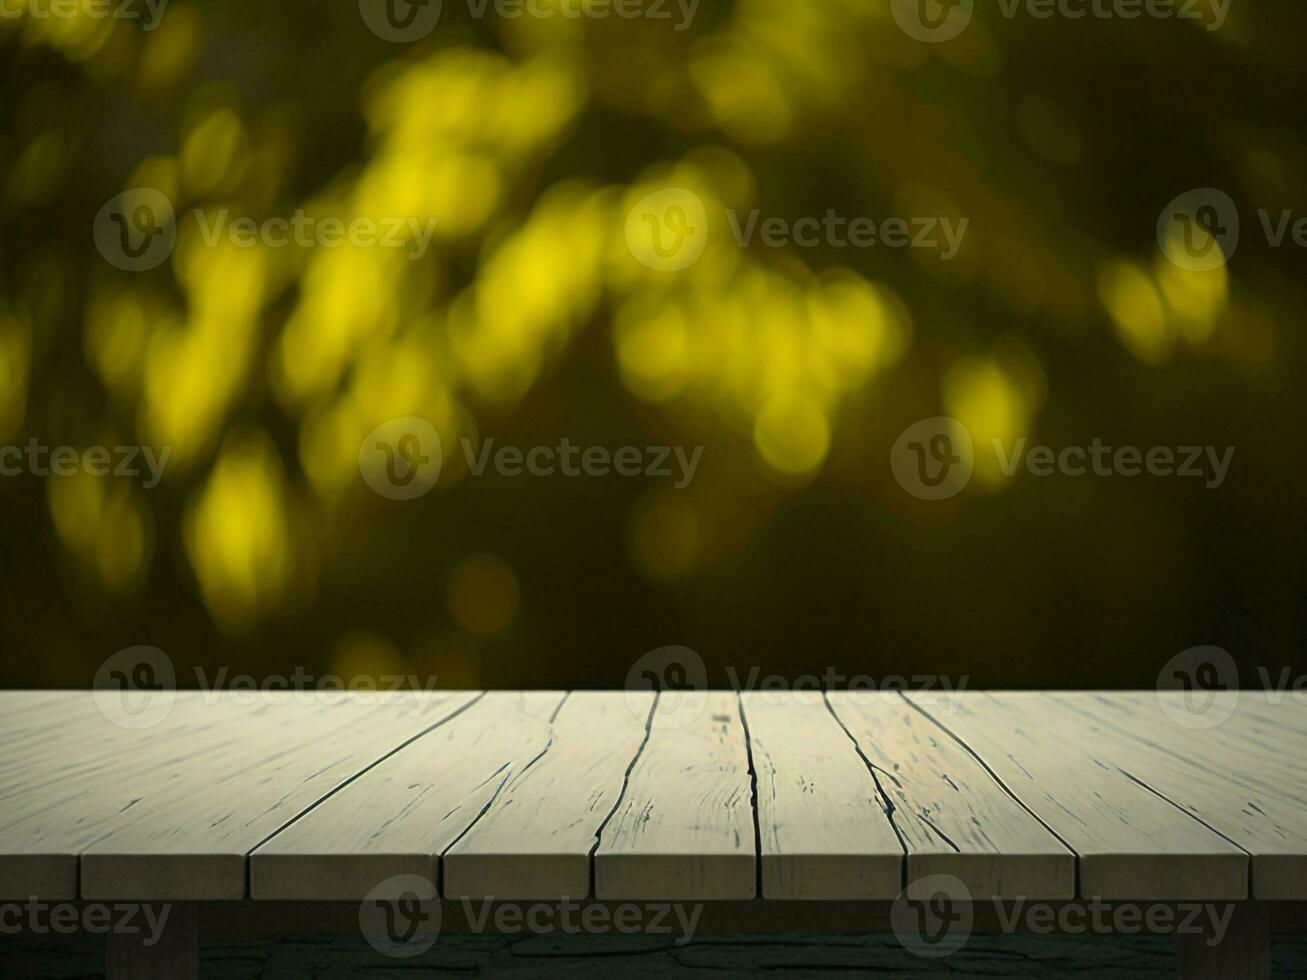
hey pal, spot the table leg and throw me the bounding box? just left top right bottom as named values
left=106, top=902, right=198, bottom=980
left=1177, top=902, right=1269, bottom=980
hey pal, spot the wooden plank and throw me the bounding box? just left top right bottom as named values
left=741, top=692, right=902, bottom=899
left=79, top=692, right=481, bottom=900
left=828, top=692, right=1073, bottom=900
left=905, top=692, right=1248, bottom=900
left=0, top=692, right=478, bottom=900
left=0, top=692, right=164, bottom=797
left=594, top=692, right=755, bottom=900
left=0, top=691, right=92, bottom=726
left=1038, top=692, right=1307, bottom=900
left=251, top=692, right=566, bottom=900
left=442, top=692, right=654, bottom=900
left=1223, top=692, right=1307, bottom=736
left=0, top=693, right=282, bottom=898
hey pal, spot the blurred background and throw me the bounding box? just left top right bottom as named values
left=1, top=0, right=1304, bottom=692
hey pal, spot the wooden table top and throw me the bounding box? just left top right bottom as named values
left=1, top=690, right=1301, bottom=904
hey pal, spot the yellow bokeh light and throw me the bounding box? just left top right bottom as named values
left=944, top=351, right=1042, bottom=488
left=181, top=107, right=248, bottom=197
left=184, top=431, right=293, bottom=634
left=753, top=394, right=831, bottom=477
left=1098, top=260, right=1171, bottom=365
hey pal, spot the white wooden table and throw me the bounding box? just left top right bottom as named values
left=2, top=690, right=1302, bottom=979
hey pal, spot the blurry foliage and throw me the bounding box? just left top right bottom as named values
left=1, top=0, right=1305, bottom=689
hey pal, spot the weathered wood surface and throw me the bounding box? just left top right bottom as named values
left=2, top=691, right=1302, bottom=903
left=1034, top=692, right=1307, bottom=900
left=828, top=692, right=1074, bottom=900
left=0, top=692, right=479, bottom=899
left=443, top=692, right=654, bottom=900
left=0, top=693, right=277, bottom=898
left=80, top=692, right=482, bottom=900
left=593, top=691, right=756, bottom=900
left=252, top=692, right=565, bottom=900
left=904, top=692, right=1249, bottom=900
left=742, top=693, right=902, bottom=899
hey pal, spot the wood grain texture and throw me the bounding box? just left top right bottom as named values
left=0, top=692, right=478, bottom=900
left=442, top=692, right=654, bottom=900
left=1037, top=692, right=1307, bottom=900
left=828, top=692, right=1074, bottom=900
left=905, top=692, right=1248, bottom=900
left=5, top=690, right=1293, bottom=906
left=1223, top=692, right=1307, bottom=736
left=594, top=692, right=755, bottom=900
left=79, top=692, right=480, bottom=900
left=0, top=693, right=277, bottom=898
left=741, top=693, right=902, bottom=899
left=251, top=692, right=566, bottom=900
